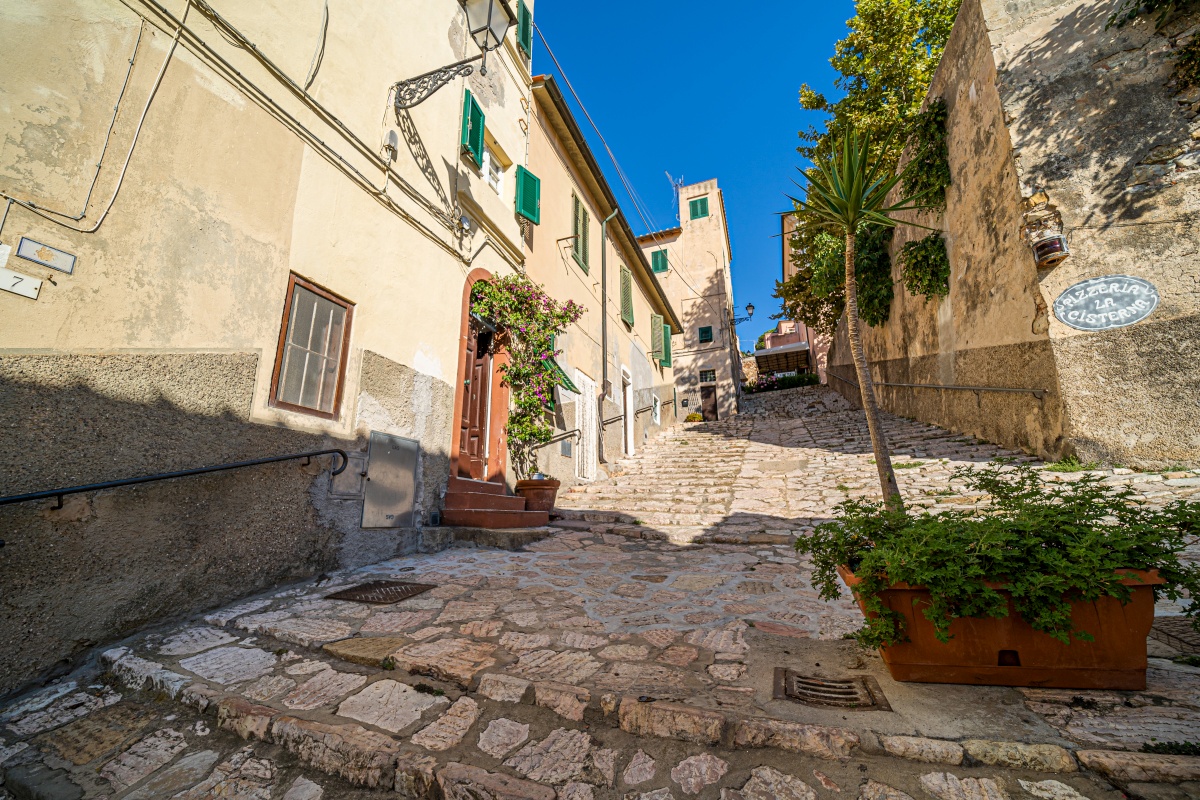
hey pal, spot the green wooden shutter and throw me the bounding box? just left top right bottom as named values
left=651, top=313, right=664, bottom=359
left=461, top=91, right=484, bottom=166
left=620, top=266, right=634, bottom=326
left=580, top=207, right=590, bottom=272
left=517, top=1, right=533, bottom=55
left=689, top=197, right=709, bottom=219
left=660, top=324, right=672, bottom=367
left=515, top=166, right=540, bottom=224
left=572, top=195, right=588, bottom=273
left=651, top=250, right=668, bottom=273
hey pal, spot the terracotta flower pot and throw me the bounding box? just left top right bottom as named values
left=837, top=565, right=1164, bottom=690
left=515, top=478, right=561, bottom=512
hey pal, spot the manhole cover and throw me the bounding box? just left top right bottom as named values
left=773, top=668, right=891, bottom=711
left=326, top=580, right=436, bottom=605
left=1150, top=617, right=1200, bottom=655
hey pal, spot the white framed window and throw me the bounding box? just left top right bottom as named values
left=482, top=132, right=511, bottom=197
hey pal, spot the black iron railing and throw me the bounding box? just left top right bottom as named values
left=0, top=449, right=350, bottom=512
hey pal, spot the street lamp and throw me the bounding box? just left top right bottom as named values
left=393, top=0, right=515, bottom=111
left=731, top=303, right=755, bottom=325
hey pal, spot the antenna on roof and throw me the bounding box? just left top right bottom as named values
left=666, top=172, right=684, bottom=223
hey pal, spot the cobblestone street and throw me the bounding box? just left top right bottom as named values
left=2, top=388, right=1198, bottom=799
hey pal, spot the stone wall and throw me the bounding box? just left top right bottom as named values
left=0, top=350, right=454, bottom=698
left=828, top=0, right=1200, bottom=468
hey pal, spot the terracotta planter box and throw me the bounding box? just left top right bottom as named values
left=515, top=478, right=560, bottom=512
left=837, top=565, right=1164, bottom=690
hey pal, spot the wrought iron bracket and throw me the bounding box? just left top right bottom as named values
left=394, top=55, right=482, bottom=112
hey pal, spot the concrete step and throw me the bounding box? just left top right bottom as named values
left=443, top=491, right=526, bottom=511
left=441, top=508, right=549, bottom=528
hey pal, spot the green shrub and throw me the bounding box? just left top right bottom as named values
left=685, top=412, right=703, bottom=422
left=904, top=99, right=952, bottom=209
left=899, top=233, right=951, bottom=301
left=1043, top=455, right=1100, bottom=472
left=796, top=462, right=1200, bottom=649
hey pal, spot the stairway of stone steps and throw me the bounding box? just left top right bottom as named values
left=553, top=419, right=766, bottom=545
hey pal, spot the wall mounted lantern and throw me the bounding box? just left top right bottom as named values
left=393, top=0, right=515, bottom=111
left=1021, top=191, right=1070, bottom=269
left=732, top=303, right=755, bottom=325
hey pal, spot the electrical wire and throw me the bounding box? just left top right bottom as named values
left=303, top=0, right=329, bottom=91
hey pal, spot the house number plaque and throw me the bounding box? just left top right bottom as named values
left=1052, top=275, right=1158, bottom=331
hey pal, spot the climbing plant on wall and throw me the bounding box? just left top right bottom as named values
left=899, top=233, right=952, bottom=301
left=1108, top=0, right=1200, bottom=87
left=775, top=224, right=895, bottom=333
left=903, top=99, right=952, bottom=208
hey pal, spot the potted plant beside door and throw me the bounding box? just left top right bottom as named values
left=796, top=462, right=1200, bottom=690
left=470, top=275, right=585, bottom=512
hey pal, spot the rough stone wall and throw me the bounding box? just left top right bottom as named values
left=829, top=0, right=1200, bottom=467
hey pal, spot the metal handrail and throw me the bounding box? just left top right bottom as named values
left=828, top=372, right=1048, bottom=399
left=601, top=414, right=624, bottom=428
left=533, top=429, right=580, bottom=450
left=633, top=404, right=655, bottom=416
left=0, top=449, right=350, bottom=511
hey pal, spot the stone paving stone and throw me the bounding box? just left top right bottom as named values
left=322, top=636, right=407, bottom=667
left=122, top=749, right=221, bottom=799
left=410, top=626, right=453, bottom=641
left=2, top=761, right=85, bottom=800
left=392, top=639, right=498, bottom=688
left=0, top=740, right=29, bottom=766
left=962, top=740, right=1076, bottom=773
left=204, top=599, right=273, bottom=626
left=282, top=669, right=367, bottom=711
left=282, top=776, right=325, bottom=800
left=412, top=696, right=480, bottom=751
left=655, top=645, right=698, bottom=666
left=859, top=780, right=916, bottom=800
left=395, top=752, right=439, bottom=799
left=98, top=727, right=187, bottom=790
left=509, top=650, right=602, bottom=684
left=1018, top=780, right=1091, bottom=800
left=179, top=646, right=277, bottom=686
left=733, top=718, right=859, bottom=760
left=560, top=782, right=595, bottom=800
left=684, top=627, right=748, bottom=655
left=597, top=645, right=650, bottom=661
left=359, top=610, right=436, bottom=633
left=919, top=773, right=1009, bottom=800
left=623, top=750, right=657, bottom=785
left=639, top=630, right=680, bottom=648
left=461, top=620, right=504, bottom=637
left=336, top=679, right=448, bottom=734
left=6, top=688, right=121, bottom=737
left=618, top=697, right=725, bottom=744
left=752, top=620, right=811, bottom=639
left=499, top=632, right=553, bottom=653
left=0, top=681, right=77, bottom=724
left=707, top=663, right=746, bottom=681
left=477, top=718, right=530, bottom=758
left=218, top=696, right=279, bottom=741
left=880, top=736, right=964, bottom=765
left=285, top=659, right=331, bottom=676
left=632, top=790, right=676, bottom=800
left=271, top=716, right=401, bottom=789
left=1075, top=750, right=1200, bottom=783
left=172, top=746, right=277, bottom=799
left=437, top=763, right=556, bottom=800
left=533, top=681, right=590, bottom=721
left=813, top=770, right=840, bottom=792
left=504, top=728, right=597, bottom=784
left=437, top=601, right=498, bottom=624
left=261, top=617, right=355, bottom=648
left=735, top=766, right=817, bottom=800
left=560, top=632, right=609, bottom=650
left=593, top=663, right=694, bottom=694
left=102, top=648, right=192, bottom=699
left=671, top=753, right=728, bottom=795
left=242, top=675, right=296, bottom=702
left=158, top=627, right=240, bottom=655
left=477, top=673, right=531, bottom=702
left=34, top=702, right=152, bottom=765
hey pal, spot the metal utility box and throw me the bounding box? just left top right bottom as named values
left=361, top=432, right=419, bottom=528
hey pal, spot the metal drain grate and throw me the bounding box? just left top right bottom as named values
left=773, top=668, right=891, bottom=711
left=326, top=580, right=436, bottom=605
left=1150, top=617, right=1200, bottom=655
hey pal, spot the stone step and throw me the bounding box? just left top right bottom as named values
left=441, top=508, right=549, bottom=529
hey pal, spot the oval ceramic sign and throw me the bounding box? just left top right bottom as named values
left=1052, top=275, right=1159, bottom=331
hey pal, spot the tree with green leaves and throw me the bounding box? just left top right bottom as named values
left=793, top=130, right=936, bottom=510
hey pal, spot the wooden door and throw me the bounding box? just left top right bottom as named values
left=459, top=322, right=491, bottom=479
left=700, top=385, right=718, bottom=422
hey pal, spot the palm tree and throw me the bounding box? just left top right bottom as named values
left=793, top=130, right=936, bottom=510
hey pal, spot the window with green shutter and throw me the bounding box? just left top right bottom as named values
left=689, top=196, right=709, bottom=219
left=698, top=325, right=713, bottom=343
left=651, top=249, right=668, bottom=273
left=620, top=266, right=634, bottom=326
left=461, top=90, right=485, bottom=166
left=660, top=324, right=672, bottom=368
left=515, top=166, right=540, bottom=224
left=651, top=313, right=664, bottom=359
left=517, top=1, right=533, bottom=56
left=572, top=194, right=589, bottom=273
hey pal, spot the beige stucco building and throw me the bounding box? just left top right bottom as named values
left=826, top=0, right=1200, bottom=468
left=637, top=180, right=743, bottom=420
left=524, top=76, right=681, bottom=484
left=0, top=0, right=645, bottom=696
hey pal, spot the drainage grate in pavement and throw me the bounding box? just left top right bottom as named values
left=326, top=580, right=437, bottom=605
left=773, top=668, right=891, bottom=711
left=1150, top=617, right=1200, bottom=654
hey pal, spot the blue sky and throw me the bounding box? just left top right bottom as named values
left=533, top=0, right=856, bottom=348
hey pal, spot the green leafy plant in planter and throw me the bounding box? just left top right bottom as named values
left=470, top=274, right=585, bottom=480
left=796, top=462, right=1200, bottom=649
